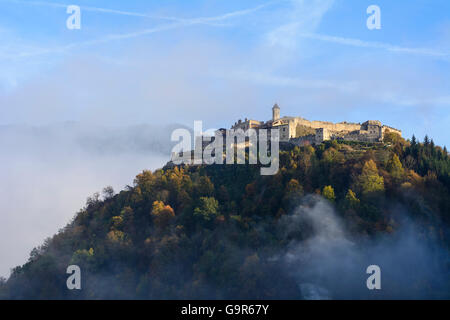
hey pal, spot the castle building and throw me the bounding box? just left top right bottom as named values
left=171, top=104, right=403, bottom=165
left=231, top=104, right=401, bottom=145
left=272, top=104, right=280, bottom=121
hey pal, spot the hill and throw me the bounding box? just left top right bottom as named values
left=1, top=134, right=449, bottom=299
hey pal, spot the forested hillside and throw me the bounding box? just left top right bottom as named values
left=1, top=133, right=449, bottom=299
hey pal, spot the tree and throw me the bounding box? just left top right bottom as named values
left=424, top=135, right=430, bottom=147
left=245, top=182, right=256, bottom=197
left=411, top=135, right=417, bottom=146
left=102, top=186, right=115, bottom=200
left=111, top=216, right=124, bottom=229
left=71, top=248, right=94, bottom=265
left=285, top=179, right=304, bottom=197
left=383, top=132, right=401, bottom=145
left=134, top=170, right=155, bottom=195
left=344, top=189, right=360, bottom=209
left=387, top=154, right=404, bottom=182
left=217, top=185, right=230, bottom=203
left=194, top=197, right=219, bottom=222
left=196, top=176, right=215, bottom=197
left=322, top=147, right=344, bottom=164
left=121, top=206, right=134, bottom=222
left=357, top=160, right=385, bottom=196
left=322, top=185, right=336, bottom=203
left=107, top=230, right=127, bottom=244
left=120, top=206, right=134, bottom=234
left=151, top=201, right=175, bottom=230
left=86, top=192, right=100, bottom=208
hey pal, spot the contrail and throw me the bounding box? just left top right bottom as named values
left=0, top=1, right=276, bottom=59
left=298, top=33, right=450, bottom=60
left=1, top=0, right=273, bottom=25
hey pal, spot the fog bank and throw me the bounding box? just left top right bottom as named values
left=0, top=123, right=177, bottom=278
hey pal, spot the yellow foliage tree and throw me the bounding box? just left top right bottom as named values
left=151, top=201, right=175, bottom=230
left=322, top=185, right=336, bottom=202
left=387, top=154, right=404, bottom=182
left=344, top=189, right=360, bottom=209
left=107, top=230, right=126, bottom=243
left=357, top=160, right=385, bottom=196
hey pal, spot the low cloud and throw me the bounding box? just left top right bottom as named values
left=0, top=123, right=177, bottom=278
left=277, top=196, right=449, bottom=299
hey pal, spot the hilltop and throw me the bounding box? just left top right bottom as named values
left=1, top=134, right=449, bottom=299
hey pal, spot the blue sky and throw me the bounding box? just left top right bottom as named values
left=0, top=0, right=449, bottom=147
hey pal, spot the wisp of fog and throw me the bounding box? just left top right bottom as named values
left=0, top=123, right=178, bottom=278
left=277, top=195, right=449, bottom=299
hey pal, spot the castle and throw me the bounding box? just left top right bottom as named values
left=169, top=104, right=402, bottom=165
left=230, top=104, right=401, bottom=145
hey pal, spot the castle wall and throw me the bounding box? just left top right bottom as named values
left=231, top=106, right=401, bottom=146
left=232, top=119, right=262, bottom=131
left=278, top=124, right=290, bottom=142
left=315, top=128, right=330, bottom=144
left=290, top=135, right=316, bottom=147
left=382, top=126, right=402, bottom=137
left=294, top=118, right=361, bottom=133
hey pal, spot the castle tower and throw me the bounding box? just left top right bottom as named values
left=272, top=103, right=280, bottom=121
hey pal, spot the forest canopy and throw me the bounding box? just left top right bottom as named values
left=1, top=134, right=449, bottom=299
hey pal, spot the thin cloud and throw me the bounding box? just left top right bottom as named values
left=266, top=0, right=335, bottom=49
left=223, top=69, right=450, bottom=108
left=225, top=69, right=358, bottom=92
left=2, top=0, right=273, bottom=25
left=299, top=33, right=450, bottom=60
left=380, top=94, right=450, bottom=107
left=0, top=1, right=276, bottom=60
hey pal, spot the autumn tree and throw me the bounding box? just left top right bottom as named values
left=383, top=132, right=402, bottom=145
left=111, top=216, right=124, bottom=229
left=107, top=230, right=128, bottom=244
left=387, top=154, right=404, bottom=182
left=344, top=189, right=360, bottom=210
left=322, top=185, right=336, bottom=203
left=71, top=248, right=94, bottom=265
left=134, top=170, right=155, bottom=192
left=356, top=160, right=385, bottom=197
left=286, top=179, right=303, bottom=196
left=151, top=201, right=176, bottom=230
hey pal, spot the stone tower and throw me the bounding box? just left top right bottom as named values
left=272, top=103, right=280, bottom=121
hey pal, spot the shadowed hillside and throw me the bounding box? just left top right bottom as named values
left=1, top=134, right=449, bottom=299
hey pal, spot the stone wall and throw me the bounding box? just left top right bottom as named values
left=382, top=126, right=402, bottom=137
left=290, top=135, right=316, bottom=147
left=295, top=118, right=362, bottom=132
left=230, top=108, right=401, bottom=146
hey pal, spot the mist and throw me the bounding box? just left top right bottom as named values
left=0, top=122, right=179, bottom=278
left=277, top=195, right=450, bottom=299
